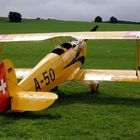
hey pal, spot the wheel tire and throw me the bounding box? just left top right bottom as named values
left=90, top=83, right=99, bottom=93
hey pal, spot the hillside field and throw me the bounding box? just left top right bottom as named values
left=0, top=18, right=140, bottom=140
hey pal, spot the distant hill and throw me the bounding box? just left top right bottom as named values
left=104, top=20, right=140, bottom=24
left=0, top=17, right=140, bottom=34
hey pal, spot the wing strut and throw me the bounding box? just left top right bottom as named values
left=0, top=43, right=4, bottom=62
left=136, top=40, right=140, bottom=79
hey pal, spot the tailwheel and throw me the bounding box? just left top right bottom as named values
left=90, top=82, right=99, bottom=93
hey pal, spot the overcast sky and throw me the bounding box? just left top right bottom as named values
left=0, top=0, right=140, bottom=22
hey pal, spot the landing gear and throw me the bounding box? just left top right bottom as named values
left=90, top=82, right=99, bottom=93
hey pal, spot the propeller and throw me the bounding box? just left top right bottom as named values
left=84, top=25, right=99, bottom=42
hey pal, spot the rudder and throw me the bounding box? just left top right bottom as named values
left=0, top=61, right=10, bottom=112
left=0, top=59, right=18, bottom=112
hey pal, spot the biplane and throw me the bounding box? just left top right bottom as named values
left=0, top=27, right=140, bottom=112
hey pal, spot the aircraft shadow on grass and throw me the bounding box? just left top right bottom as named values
left=2, top=111, right=62, bottom=120
left=1, top=91, right=139, bottom=120
left=56, top=91, right=140, bottom=108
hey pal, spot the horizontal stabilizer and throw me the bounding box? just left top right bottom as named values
left=11, top=91, right=58, bottom=111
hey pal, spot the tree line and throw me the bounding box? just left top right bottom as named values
left=95, top=16, right=118, bottom=23
left=94, top=16, right=140, bottom=24
left=7, top=11, right=140, bottom=24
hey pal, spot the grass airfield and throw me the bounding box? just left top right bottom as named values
left=0, top=18, right=140, bottom=140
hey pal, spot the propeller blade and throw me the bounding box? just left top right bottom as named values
left=90, top=25, right=99, bottom=32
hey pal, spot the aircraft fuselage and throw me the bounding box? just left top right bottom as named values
left=19, top=40, right=87, bottom=92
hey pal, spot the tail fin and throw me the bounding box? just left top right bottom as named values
left=0, top=59, right=58, bottom=112
left=0, top=59, right=18, bottom=112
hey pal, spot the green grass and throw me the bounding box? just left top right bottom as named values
left=0, top=18, right=140, bottom=140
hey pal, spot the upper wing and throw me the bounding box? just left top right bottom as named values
left=0, top=31, right=140, bottom=42
left=15, top=68, right=32, bottom=79
left=73, top=69, right=140, bottom=82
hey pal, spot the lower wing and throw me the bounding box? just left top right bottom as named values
left=73, top=69, right=140, bottom=83
left=16, top=68, right=140, bottom=82
left=15, top=68, right=32, bottom=79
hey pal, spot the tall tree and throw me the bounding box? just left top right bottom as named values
left=95, top=16, right=102, bottom=22
left=8, top=11, right=22, bottom=22
left=109, top=16, right=118, bottom=23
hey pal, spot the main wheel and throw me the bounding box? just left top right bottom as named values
left=90, top=83, right=99, bottom=93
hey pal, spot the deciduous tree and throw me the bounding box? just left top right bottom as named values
left=8, top=11, right=22, bottom=22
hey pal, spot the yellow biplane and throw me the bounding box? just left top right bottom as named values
left=0, top=27, right=140, bottom=112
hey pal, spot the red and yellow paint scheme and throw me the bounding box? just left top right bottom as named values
left=0, top=30, right=140, bottom=112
